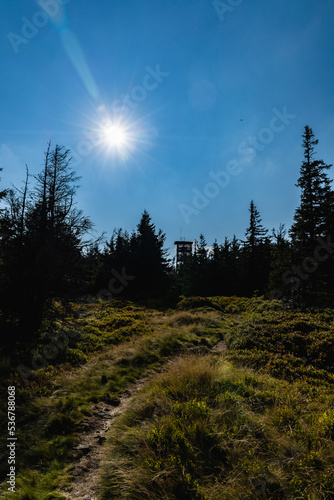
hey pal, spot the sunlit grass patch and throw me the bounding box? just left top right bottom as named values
left=166, top=310, right=221, bottom=327
left=225, top=307, right=334, bottom=386
left=100, top=354, right=334, bottom=499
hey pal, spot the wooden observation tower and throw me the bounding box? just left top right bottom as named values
left=174, top=238, right=193, bottom=266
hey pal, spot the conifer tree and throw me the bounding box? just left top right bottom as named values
left=242, top=201, right=270, bottom=295
left=0, top=168, right=6, bottom=201
left=208, top=239, right=222, bottom=295
left=230, top=235, right=241, bottom=294
left=191, top=234, right=211, bottom=295
left=0, top=143, right=94, bottom=342
left=0, top=168, right=8, bottom=310
left=244, top=200, right=268, bottom=251
left=197, top=234, right=208, bottom=264
left=290, top=126, right=333, bottom=247
left=289, top=126, right=334, bottom=304
left=132, top=210, right=170, bottom=298
left=208, top=237, right=233, bottom=296
left=268, top=224, right=292, bottom=297
left=26, top=144, right=93, bottom=298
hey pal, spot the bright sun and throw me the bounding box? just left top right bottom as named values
left=93, top=107, right=155, bottom=163
left=102, top=123, right=128, bottom=149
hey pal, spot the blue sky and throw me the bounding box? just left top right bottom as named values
left=1, top=0, right=334, bottom=256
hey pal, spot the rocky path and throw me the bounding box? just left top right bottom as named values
left=60, top=374, right=152, bottom=500
left=60, top=341, right=227, bottom=499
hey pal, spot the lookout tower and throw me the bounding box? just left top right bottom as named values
left=174, top=238, right=193, bottom=265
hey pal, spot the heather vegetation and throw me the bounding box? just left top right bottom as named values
left=0, top=296, right=333, bottom=499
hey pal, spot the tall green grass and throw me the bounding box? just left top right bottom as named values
left=101, top=355, right=334, bottom=499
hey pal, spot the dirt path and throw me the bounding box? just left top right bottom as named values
left=60, top=374, right=153, bottom=500
left=60, top=341, right=227, bottom=500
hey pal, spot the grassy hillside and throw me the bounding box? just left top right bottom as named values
left=1, top=297, right=334, bottom=499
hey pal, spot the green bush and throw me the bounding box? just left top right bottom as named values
left=65, top=348, right=88, bottom=365
left=177, top=296, right=221, bottom=311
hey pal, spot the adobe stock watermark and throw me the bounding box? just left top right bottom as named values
left=271, top=235, right=334, bottom=300
left=178, top=106, right=296, bottom=224
left=17, top=267, right=135, bottom=385
left=110, top=64, right=169, bottom=119
left=213, top=0, right=244, bottom=22
left=7, top=0, right=70, bottom=55
left=71, top=64, right=169, bottom=167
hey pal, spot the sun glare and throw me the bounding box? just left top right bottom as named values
left=89, top=106, right=157, bottom=164
left=102, top=123, right=128, bottom=149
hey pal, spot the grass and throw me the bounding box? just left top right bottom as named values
left=1, top=295, right=334, bottom=499
left=100, top=355, right=334, bottom=499
left=0, top=299, right=225, bottom=499
left=224, top=307, right=334, bottom=385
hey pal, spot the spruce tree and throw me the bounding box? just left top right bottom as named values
left=0, top=168, right=8, bottom=316
left=268, top=224, right=292, bottom=298
left=197, top=234, right=208, bottom=264
left=290, top=126, right=333, bottom=247
left=208, top=239, right=222, bottom=295
left=242, top=201, right=270, bottom=295
left=289, top=126, right=334, bottom=304
left=0, top=168, right=6, bottom=201
left=191, top=234, right=210, bottom=295
left=230, top=235, right=241, bottom=294
left=208, top=237, right=235, bottom=296
left=26, top=144, right=93, bottom=299
left=131, top=210, right=170, bottom=298
left=244, top=200, right=268, bottom=251
left=0, top=144, right=94, bottom=342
